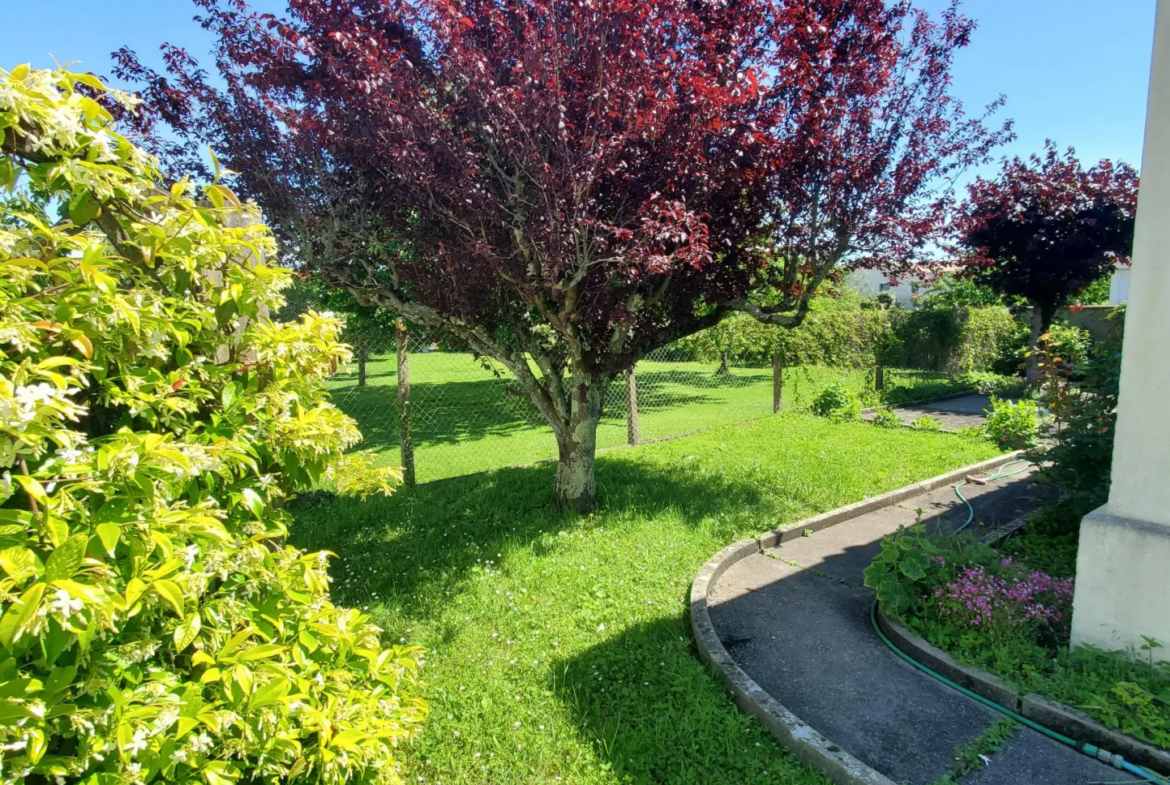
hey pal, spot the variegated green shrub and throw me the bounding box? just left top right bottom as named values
left=0, top=65, right=425, bottom=785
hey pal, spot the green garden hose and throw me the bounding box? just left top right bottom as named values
left=869, top=459, right=1170, bottom=785
left=952, top=458, right=1034, bottom=534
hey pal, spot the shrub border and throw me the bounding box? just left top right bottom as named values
left=689, top=452, right=1026, bottom=785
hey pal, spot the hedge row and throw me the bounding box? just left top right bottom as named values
left=675, top=298, right=1021, bottom=375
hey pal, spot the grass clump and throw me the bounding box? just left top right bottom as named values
left=870, top=407, right=904, bottom=429
left=291, top=414, right=1000, bottom=784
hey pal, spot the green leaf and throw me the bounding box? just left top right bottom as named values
left=151, top=580, right=184, bottom=617
left=221, top=381, right=239, bottom=410
left=14, top=475, right=48, bottom=507
left=248, top=678, right=290, bottom=710
left=235, top=643, right=284, bottom=662
left=45, top=535, right=88, bottom=581
left=10, top=64, right=30, bottom=81
left=202, top=761, right=240, bottom=785
left=217, top=626, right=256, bottom=659
left=174, top=612, right=201, bottom=652
left=0, top=548, right=38, bottom=582
left=0, top=583, right=46, bottom=647
left=240, top=488, right=265, bottom=517
left=94, top=523, right=120, bottom=556
left=68, top=190, right=101, bottom=226
left=898, top=550, right=929, bottom=582
left=329, top=729, right=369, bottom=751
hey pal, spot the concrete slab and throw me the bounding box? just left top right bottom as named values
left=863, top=393, right=997, bottom=431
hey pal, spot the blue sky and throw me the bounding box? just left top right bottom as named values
left=4, top=0, right=1158, bottom=181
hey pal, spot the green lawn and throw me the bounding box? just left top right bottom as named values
left=290, top=413, right=1001, bottom=785
left=326, top=352, right=967, bottom=482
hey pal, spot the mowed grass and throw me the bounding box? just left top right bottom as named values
left=290, top=413, right=1001, bottom=785
left=326, top=352, right=966, bottom=482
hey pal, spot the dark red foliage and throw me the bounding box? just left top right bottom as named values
left=114, top=0, right=1008, bottom=507
left=957, top=142, right=1139, bottom=325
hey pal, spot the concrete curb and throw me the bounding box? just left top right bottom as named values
left=758, top=452, right=1027, bottom=548
left=876, top=610, right=1170, bottom=775
left=689, top=453, right=1028, bottom=785
left=690, top=540, right=898, bottom=785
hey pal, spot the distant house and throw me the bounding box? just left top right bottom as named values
left=848, top=268, right=937, bottom=308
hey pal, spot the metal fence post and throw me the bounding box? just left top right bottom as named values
left=626, top=365, right=640, bottom=445
left=396, top=318, right=416, bottom=485
left=772, top=352, right=784, bottom=413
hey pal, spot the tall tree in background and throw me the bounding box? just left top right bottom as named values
left=957, top=143, right=1138, bottom=382
left=116, top=0, right=1009, bottom=510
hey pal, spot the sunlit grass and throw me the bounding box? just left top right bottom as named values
left=326, top=352, right=966, bottom=482
left=291, top=413, right=1001, bottom=785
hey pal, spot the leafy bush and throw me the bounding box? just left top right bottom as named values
left=870, top=407, right=903, bottom=429
left=884, top=306, right=1018, bottom=375
left=1033, top=310, right=1123, bottom=507
left=909, top=415, right=944, bottom=432
left=955, top=371, right=1019, bottom=396
left=984, top=397, right=1041, bottom=449
left=676, top=291, right=893, bottom=371
left=1037, top=321, right=1093, bottom=375
left=0, top=66, right=425, bottom=785
left=810, top=382, right=862, bottom=420
left=863, top=525, right=943, bottom=616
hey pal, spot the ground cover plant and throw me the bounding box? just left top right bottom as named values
left=867, top=526, right=1170, bottom=751
left=0, top=66, right=423, bottom=785
left=289, top=414, right=1000, bottom=784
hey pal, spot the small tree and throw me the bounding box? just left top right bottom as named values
left=957, top=143, right=1138, bottom=381
left=116, top=0, right=1008, bottom=510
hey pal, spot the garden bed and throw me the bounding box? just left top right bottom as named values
left=866, top=503, right=1170, bottom=771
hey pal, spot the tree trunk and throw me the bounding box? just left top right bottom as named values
left=553, top=374, right=604, bottom=513
left=1026, top=303, right=1050, bottom=384
left=875, top=363, right=885, bottom=393
left=626, top=366, right=640, bottom=446
left=396, top=318, right=415, bottom=485
left=716, top=352, right=730, bottom=375
left=772, top=352, right=784, bottom=413
left=357, top=336, right=369, bottom=388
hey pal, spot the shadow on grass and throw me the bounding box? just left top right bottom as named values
left=550, top=617, right=818, bottom=784
left=288, top=455, right=766, bottom=619
left=328, top=368, right=769, bottom=454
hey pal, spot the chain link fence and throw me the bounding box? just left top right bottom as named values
left=323, top=323, right=962, bottom=485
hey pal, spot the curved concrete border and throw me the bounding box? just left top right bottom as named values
left=690, top=539, right=897, bottom=785
left=689, top=452, right=1026, bottom=785
left=876, top=608, right=1170, bottom=776
left=760, top=451, right=1026, bottom=547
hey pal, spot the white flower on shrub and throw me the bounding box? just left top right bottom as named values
left=124, top=729, right=149, bottom=757
left=50, top=589, right=84, bottom=621
left=188, top=732, right=213, bottom=754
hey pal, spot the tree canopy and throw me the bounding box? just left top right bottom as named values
left=958, top=144, right=1138, bottom=322
left=116, top=0, right=1010, bottom=510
